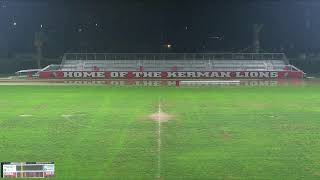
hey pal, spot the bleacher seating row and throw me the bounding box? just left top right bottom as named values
left=60, top=60, right=286, bottom=71
left=57, top=53, right=288, bottom=72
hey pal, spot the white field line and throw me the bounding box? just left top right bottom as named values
left=61, top=114, right=73, bottom=118
left=19, top=114, right=33, bottom=117
left=157, top=97, right=162, bottom=179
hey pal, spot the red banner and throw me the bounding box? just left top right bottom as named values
left=39, top=71, right=304, bottom=79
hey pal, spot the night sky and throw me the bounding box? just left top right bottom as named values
left=0, top=0, right=320, bottom=55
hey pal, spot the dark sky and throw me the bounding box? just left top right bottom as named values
left=1, top=0, right=320, bottom=55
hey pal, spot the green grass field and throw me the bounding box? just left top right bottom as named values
left=1, top=85, right=320, bottom=179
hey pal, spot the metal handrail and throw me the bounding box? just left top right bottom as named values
left=62, top=53, right=287, bottom=61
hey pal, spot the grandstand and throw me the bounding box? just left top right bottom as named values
left=38, top=53, right=305, bottom=79
left=59, top=53, right=289, bottom=71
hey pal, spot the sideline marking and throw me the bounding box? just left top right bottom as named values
left=19, top=114, right=33, bottom=117
left=157, top=97, right=162, bottom=179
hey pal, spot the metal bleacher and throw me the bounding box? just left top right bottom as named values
left=50, top=53, right=292, bottom=72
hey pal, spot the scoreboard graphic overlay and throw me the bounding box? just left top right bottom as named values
left=1, top=162, right=54, bottom=178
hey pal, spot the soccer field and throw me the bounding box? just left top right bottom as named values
left=1, top=85, right=320, bottom=179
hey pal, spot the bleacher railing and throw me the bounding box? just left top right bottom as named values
left=41, top=64, right=299, bottom=72
left=62, top=53, right=288, bottom=62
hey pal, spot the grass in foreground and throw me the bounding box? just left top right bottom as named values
left=0, top=85, right=320, bottom=179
